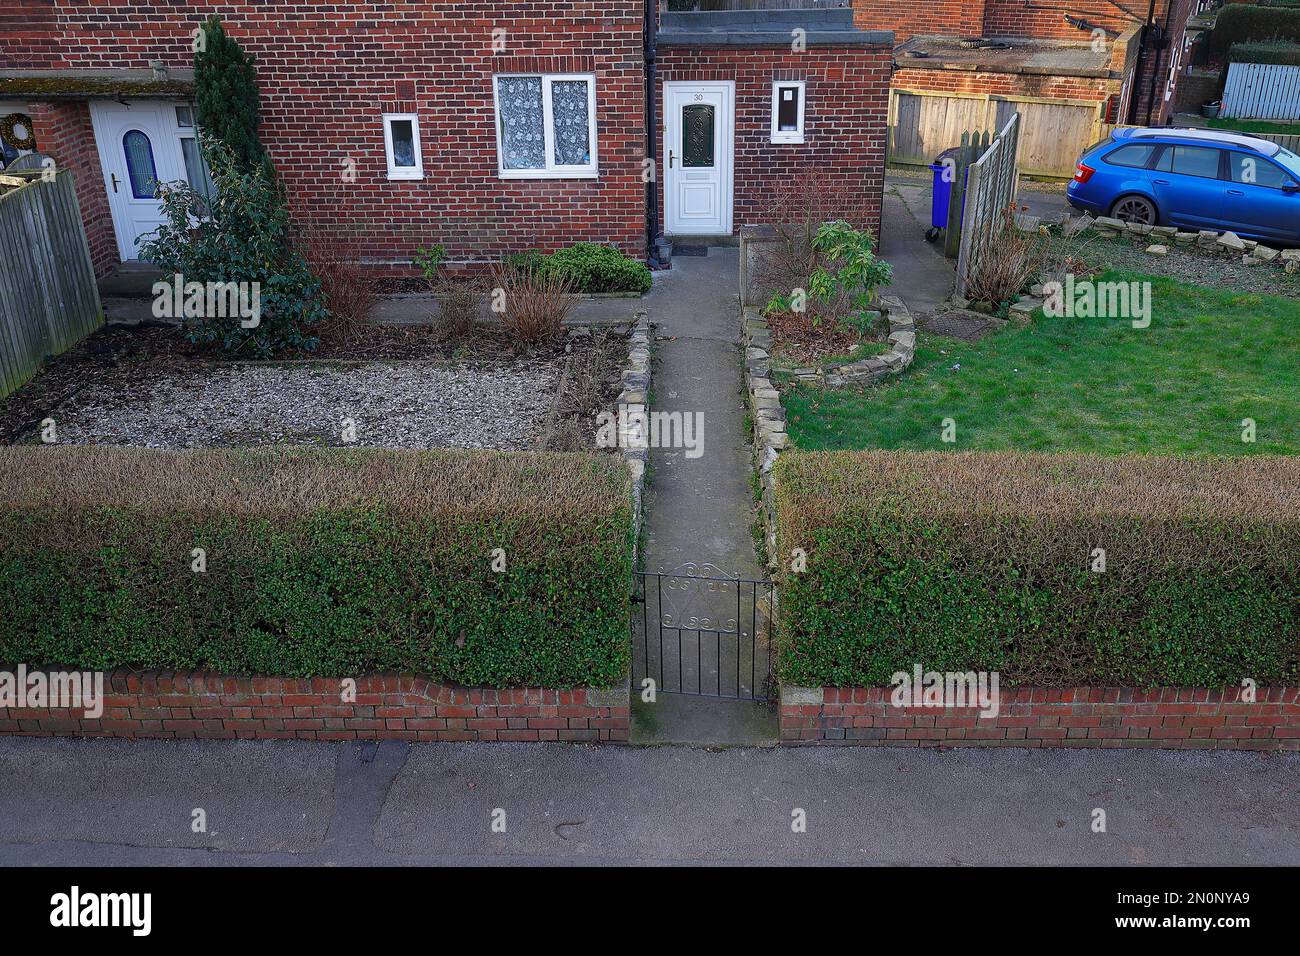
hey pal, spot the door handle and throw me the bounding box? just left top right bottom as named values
left=669, top=149, right=675, bottom=169
left=1153, top=179, right=1170, bottom=185
left=110, top=172, right=120, bottom=193
left=1227, top=189, right=1244, bottom=196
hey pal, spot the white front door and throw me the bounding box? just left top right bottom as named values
left=90, top=101, right=189, bottom=261
left=664, top=81, right=734, bottom=236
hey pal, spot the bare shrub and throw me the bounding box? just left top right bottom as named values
left=288, top=189, right=374, bottom=343
left=964, top=203, right=1051, bottom=309
left=490, top=261, right=575, bottom=345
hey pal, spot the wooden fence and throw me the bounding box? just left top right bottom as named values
left=889, top=89, right=1106, bottom=178
left=955, top=112, right=1020, bottom=300
left=0, top=170, right=103, bottom=399
left=1222, top=62, right=1300, bottom=121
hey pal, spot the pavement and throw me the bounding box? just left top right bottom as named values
left=1, top=738, right=1295, bottom=866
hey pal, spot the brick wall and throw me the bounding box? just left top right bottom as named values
left=656, top=44, right=892, bottom=241
left=851, top=0, right=985, bottom=43
left=26, top=100, right=119, bottom=276
left=1, top=2, right=647, bottom=266
left=782, top=686, right=1300, bottom=750
left=892, top=66, right=1114, bottom=101
left=0, top=671, right=631, bottom=743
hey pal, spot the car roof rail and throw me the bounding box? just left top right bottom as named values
left=1123, top=126, right=1280, bottom=156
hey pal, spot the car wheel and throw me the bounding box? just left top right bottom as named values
left=1110, top=195, right=1157, bottom=225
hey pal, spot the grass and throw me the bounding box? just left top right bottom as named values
left=783, top=270, right=1300, bottom=456
left=1206, top=116, right=1300, bottom=137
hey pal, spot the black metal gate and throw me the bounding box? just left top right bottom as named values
left=632, top=564, right=773, bottom=700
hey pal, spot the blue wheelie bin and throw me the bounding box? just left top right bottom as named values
left=926, top=146, right=965, bottom=242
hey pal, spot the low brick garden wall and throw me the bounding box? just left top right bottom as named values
left=1, top=671, right=631, bottom=743
left=781, top=686, right=1300, bottom=751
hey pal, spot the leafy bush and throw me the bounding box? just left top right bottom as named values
left=1207, top=4, right=1300, bottom=61
left=139, top=137, right=327, bottom=356
left=775, top=450, right=1300, bottom=688
left=506, top=243, right=651, bottom=294
left=1229, top=38, right=1300, bottom=64
left=0, top=447, right=632, bottom=687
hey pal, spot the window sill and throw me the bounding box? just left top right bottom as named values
left=770, top=135, right=805, bottom=145
left=498, top=168, right=600, bottom=180
left=387, top=171, right=424, bottom=181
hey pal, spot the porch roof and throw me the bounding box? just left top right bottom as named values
left=0, top=69, right=195, bottom=101
left=658, top=9, right=891, bottom=47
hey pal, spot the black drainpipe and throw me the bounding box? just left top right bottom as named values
left=1126, top=0, right=1157, bottom=125
left=645, top=0, right=660, bottom=266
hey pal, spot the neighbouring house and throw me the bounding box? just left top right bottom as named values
left=855, top=0, right=1205, bottom=176
left=0, top=1, right=893, bottom=279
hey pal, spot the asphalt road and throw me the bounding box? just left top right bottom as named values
left=0, top=738, right=1295, bottom=866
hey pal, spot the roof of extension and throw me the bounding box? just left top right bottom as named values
left=895, top=35, right=1114, bottom=78
left=0, top=69, right=195, bottom=100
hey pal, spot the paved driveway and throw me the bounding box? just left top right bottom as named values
left=1, top=738, right=1295, bottom=866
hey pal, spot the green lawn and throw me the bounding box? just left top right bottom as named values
left=783, top=271, right=1300, bottom=456
left=1206, top=117, right=1300, bottom=137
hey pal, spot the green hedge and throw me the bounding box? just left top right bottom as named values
left=506, top=243, right=652, bottom=294
left=1229, top=39, right=1300, bottom=64
left=1209, top=4, right=1300, bottom=60
left=0, top=447, right=633, bottom=686
left=775, top=451, right=1300, bottom=688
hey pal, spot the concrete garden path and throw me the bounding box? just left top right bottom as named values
left=632, top=248, right=777, bottom=746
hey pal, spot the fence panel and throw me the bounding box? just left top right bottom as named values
left=955, top=112, right=1020, bottom=300
left=1222, top=62, right=1300, bottom=121
left=0, top=170, right=103, bottom=399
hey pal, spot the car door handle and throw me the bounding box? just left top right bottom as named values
left=1227, top=189, right=1245, bottom=196
left=1153, top=179, right=1170, bottom=185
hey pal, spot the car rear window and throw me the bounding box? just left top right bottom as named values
left=1104, top=143, right=1158, bottom=168
left=1154, top=145, right=1222, bottom=179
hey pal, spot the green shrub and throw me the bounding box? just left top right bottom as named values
left=504, top=243, right=651, bottom=294
left=0, top=447, right=633, bottom=687
left=139, top=137, right=327, bottom=356
left=775, top=450, right=1300, bottom=688
left=1207, top=4, right=1300, bottom=60
left=1229, top=38, right=1300, bottom=64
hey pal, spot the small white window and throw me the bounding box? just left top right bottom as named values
left=770, top=81, right=805, bottom=144
left=493, top=74, right=598, bottom=178
left=383, top=112, right=423, bottom=180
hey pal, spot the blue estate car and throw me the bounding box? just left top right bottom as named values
left=1067, top=127, right=1300, bottom=246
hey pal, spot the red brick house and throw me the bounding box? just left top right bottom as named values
left=856, top=0, right=1201, bottom=176
left=0, top=2, right=893, bottom=278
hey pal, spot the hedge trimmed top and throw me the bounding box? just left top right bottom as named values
left=775, top=450, right=1299, bottom=688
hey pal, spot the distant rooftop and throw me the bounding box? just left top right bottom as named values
left=895, top=35, right=1113, bottom=78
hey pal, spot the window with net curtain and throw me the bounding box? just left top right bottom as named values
left=495, top=74, right=597, bottom=177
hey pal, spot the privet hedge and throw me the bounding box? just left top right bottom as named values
left=0, top=447, right=633, bottom=687
left=775, top=451, right=1300, bottom=688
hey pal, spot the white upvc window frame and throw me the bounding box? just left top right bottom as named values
left=382, top=112, right=424, bottom=180
left=492, top=73, right=599, bottom=179
left=770, top=80, right=806, bottom=144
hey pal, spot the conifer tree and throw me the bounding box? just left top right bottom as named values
left=194, top=16, right=266, bottom=171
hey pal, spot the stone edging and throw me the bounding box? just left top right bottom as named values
left=613, top=310, right=651, bottom=547
left=1083, top=215, right=1300, bottom=273
left=741, top=307, right=787, bottom=568
left=744, top=296, right=917, bottom=390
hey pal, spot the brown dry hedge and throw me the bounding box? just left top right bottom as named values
left=775, top=450, right=1300, bottom=688
left=0, top=446, right=633, bottom=686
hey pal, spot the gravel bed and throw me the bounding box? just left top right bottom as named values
left=1058, top=230, right=1300, bottom=297
left=35, top=359, right=559, bottom=450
